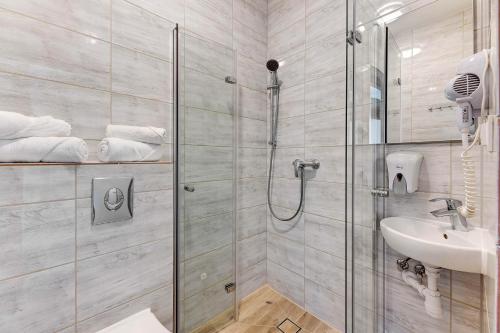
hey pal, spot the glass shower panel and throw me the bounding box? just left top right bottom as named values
left=347, top=0, right=388, bottom=331
left=175, top=29, right=237, bottom=333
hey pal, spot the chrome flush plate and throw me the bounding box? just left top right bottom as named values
left=92, top=177, right=134, bottom=225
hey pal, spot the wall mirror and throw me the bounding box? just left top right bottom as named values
left=384, top=0, right=474, bottom=143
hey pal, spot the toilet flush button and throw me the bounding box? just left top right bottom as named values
left=104, top=187, right=124, bottom=211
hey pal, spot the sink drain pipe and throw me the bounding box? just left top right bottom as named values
left=400, top=262, right=442, bottom=318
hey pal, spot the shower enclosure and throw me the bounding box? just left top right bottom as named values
left=173, top=0, right=497, bottom=332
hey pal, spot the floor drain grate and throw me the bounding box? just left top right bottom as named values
left=277, top=318, right=301, bottom=333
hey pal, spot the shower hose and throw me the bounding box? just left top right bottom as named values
left=267, top=84, right=305, bottom=222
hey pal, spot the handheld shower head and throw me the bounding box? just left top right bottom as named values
left=266, top=59, right=279, bottom=72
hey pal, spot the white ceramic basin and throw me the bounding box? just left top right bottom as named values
left=380, top=217, right=492, bottom=274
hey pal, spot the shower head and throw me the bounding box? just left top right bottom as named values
left=266, top=59, right=279, bottom=72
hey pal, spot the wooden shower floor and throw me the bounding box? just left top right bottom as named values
left=219, top=285, right=340, bottom=333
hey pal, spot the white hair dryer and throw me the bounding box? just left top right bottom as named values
left=444, top=50, right=490, bottom=219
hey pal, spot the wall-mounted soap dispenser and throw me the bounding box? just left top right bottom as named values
left=386, top=152, right=424, bottom=195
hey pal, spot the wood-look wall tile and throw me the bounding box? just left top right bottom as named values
left=112, top=45, right=170, bottom=102
left=0, top=166, right=75, bottom=206
left=77, top=285, right=173, bottom=333
left=0, top=200, right=75, bottom=280
left=267, top=260, right=305, bottom=306
left=184, top=212, right=233, bottom=259
left=237, top=205, right=267, bottom=240
left=76, top=190, right=172, bottom=259
left=77, top=240, right=172, bottom=320
left=0, top=264, right=75, bottom=333
left=0, top=10, right=110, bottom=89
left=267, top=232, right=304, bottom=275
left=0, top=72, right=110, bottom=140
left=112, top=0, right=174, bottom=59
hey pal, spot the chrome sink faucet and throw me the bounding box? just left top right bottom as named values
left=429, top=198, right=468, bottom=231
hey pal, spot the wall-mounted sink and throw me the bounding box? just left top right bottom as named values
left=380, top=217, right=494, bottom=275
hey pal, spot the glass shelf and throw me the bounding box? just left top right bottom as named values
left=0, top=160, right=173, bottom=167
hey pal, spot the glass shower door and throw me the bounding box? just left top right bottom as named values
left=346, top=0, right=388, bottom=331
left=175, top=29, right=237, bottom=333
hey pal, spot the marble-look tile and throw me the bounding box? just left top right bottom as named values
left=184, top=180, right=233, bottom=220
left=279, top=84, right=305, bottom=119
left=183, top=277, right=234, bottom=332
left=0, top=200, right=75, bottom=280
left=0, top=166, right=75, bottom=206
left=305, top=279, right=345, bottom=330
left=239, top=117, right=267, bottom=148
left=304, top=213, right=345, bottom=258
left=185, top=145, right=233, bottom=182
left=450, top=271, right=481, bottom=309
left=0, top=9, right=110, bottom=89
left=267, top=232, right=304, bottom=275
left=238, top=148, right=267, bottom=178
left=305, top=35, right=345, bottom=80
left=238, top=54, right=267, bottom=92
left=185, top=0, right=233, bottom=48
left=304, top=181, right=345, bottom=220
left=185, top=108, right=233, bottom=146
left=77, top=285, right=173, bottom=333
left=0, top=71, right=110, bottom=140
left=268, top=19, right=305, bottom=59
left=234, top=0, right=267, bottom=39
left=268, top=0, right=305, bottom=37
left=125, top=0, right=184, bottom=24
left=267, top=260, right=305, bottom=307
left=185, top=35, right=234, bottom=81
left=237, top=260, right=266, bottom=301
left=184, top=212, right=233, bottom=259
left=0, top=0, right=110, bottom=39
left=268, top=205, right=305, bottom=243
left=184, top=244, right=233, bottom=298
left=234, top=20, right=267, bottom=64
left=77, top=240, right=172, bottom=320
left=76, top=190, right=172, bottom=259
left=238, top=232, right=266, bottom=269
left=305, top=0, right=332, bottom=16
left=305, top=72, right=345, bottom=114
left=305, top=247, right=345, bottom=296
left=305, top=2, right=345, bottom=44
left=238, top=86, right=267, bottom=121
left=276, top=115, right=305, bottom=148
left=238, top=178, right=266, bottom=209
left=111, top=94, right=171, bottom=136
left=305, top=146, right=345, bottom=183
left=305, top=109, right=346, bottom=147
left=112, top=45, right=170, bottom=102
left=112, top=0, right=174, bottom=59
left=0, top=264, right=75, bottom=333
left=76, top=163, right=172, bottom=198
left=237, top=205, right=267, bottom=240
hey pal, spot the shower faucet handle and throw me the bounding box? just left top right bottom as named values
left=292, top=159, right=320, bottom=177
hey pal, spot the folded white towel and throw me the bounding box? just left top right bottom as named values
left=0, top=111, right=71, bottom=139
left=0, top=137, right=88, bottom=163
left=97, top=138, right=163, bottom=162
left=106, top=125, right=167, bottom=144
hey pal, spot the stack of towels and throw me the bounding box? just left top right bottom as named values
left=0, top=111, right=88, bottom=163
left=97, top=125, right=167, bottom=162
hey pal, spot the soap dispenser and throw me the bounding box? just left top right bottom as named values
left=386, top=152, right=424, bottom=195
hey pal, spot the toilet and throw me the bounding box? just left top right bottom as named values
left=96, top=309, right=171, bottom=333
